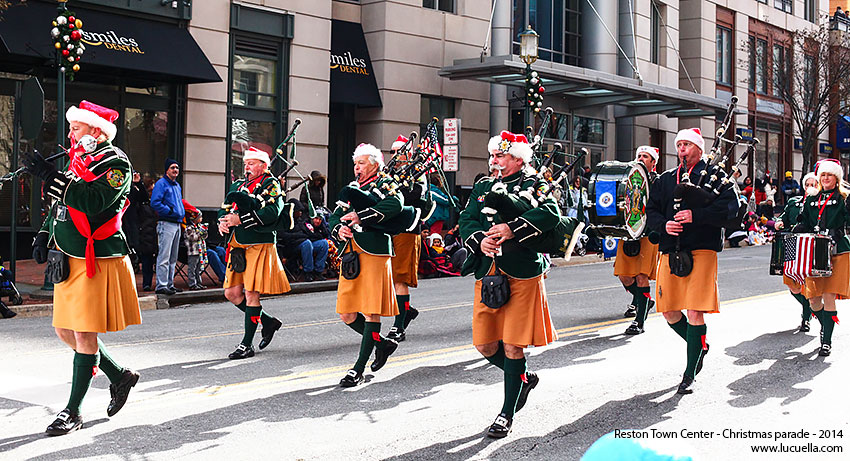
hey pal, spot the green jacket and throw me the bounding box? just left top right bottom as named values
left=38, top=142, right=132, bottom=258
left=329, top=175, right=403, bottom=256
left=459, top=170, right=560, bottom=280
left=796, top=188, right=850, bottom=254
left=218, top=174, right=288, bottom=245
left=778, top=195, right=804, bottom=229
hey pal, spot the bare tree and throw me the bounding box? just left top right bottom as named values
left=775, top=16, right=850, bottom=175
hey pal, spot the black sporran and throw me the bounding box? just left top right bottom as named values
left=669, top=249, right=693, bottom=277
left=229, top=247, right=247, bottom=273
left=480, top=265, right=511, bottom=309
left=340, top=243, right=360, bottom=280
left=46, top=249, right=70, bottom=284
left=622, top=239, right=641, bottom=257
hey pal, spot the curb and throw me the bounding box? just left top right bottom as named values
left=8, top=295, right=159, bottom=319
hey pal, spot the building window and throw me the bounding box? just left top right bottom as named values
left=651, top=2, right=661, bottom=65
left=774, top=0, right=792, bottom=14
left=772, top=45, right=786, bottom=97
left=232, top=55, right=277, bottom=109
left=420, top=96, right=456, bottom=142
left=749, top=37, right=768, bottom=94
left=512, top=0, right=582, bottom=66
left=716, top=26, right=733, bottom=86
left=423, top=0, right=455, bottom=14
left=805, top=0, right=817, bottom=22
left=573, top=116, right=604, bottom=145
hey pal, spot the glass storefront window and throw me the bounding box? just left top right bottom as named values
left=573, top=116, right=604, bottom=145
left=124, top=108, right=169, bottom=177
left=232, top=54, right=277, bottom=109
left=230, top=119, right=276, bottom=182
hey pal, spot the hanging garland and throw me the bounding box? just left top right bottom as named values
left=50, top=8, right=85, bottom=80
left=526, top=70, right=545, bottom=114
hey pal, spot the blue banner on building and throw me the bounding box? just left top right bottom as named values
left=794, top=138, right=803, bottom=150
left=602, top=237, right=619, bottom=260
left=820, top=143, right=834, bottom=155
left=736, top=128, right=754, bottom=141
left=838, top=115, right=850, bottom=150
left=595, top=180, right=617, bottom=217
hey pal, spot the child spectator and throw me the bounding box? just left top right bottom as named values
left=184, top=209, right=208, bottom=290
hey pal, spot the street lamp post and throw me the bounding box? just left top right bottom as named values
left=519, top=26, right=539, bottom=131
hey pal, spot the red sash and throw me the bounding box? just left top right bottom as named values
left=67, top=201, right=130, bottom=278
left=67, top=144, right=109, bottom=183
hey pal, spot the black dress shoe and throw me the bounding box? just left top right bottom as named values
left=386, top=326, right=406, bottom=342
left=799, top=319, right=811, bottom=332
left=0, top=302, right=16, bottom=319
left=514, top=371, right=539, bottom=413
left=228, top=344, right=255, bottom=360
left=301, top=272, right=313, bottom=282
left=259, top=317, right=282, bottom=350
left=45, top=409, right=82, bottom=436
left=677, top=374, right=695, bottom=394
left=107, top=369, right=140, bottom=417
left=370, top=338, right=399, bottom=372
left=403, top=307, right=419, bottom=329
left=624, top=305, right=637, bottom=318
left=624, top=321, right=644, bottom=335
left=339, top=369, right=364, bottom=387
left=312, top=271, right=326, bottom=281
left=486, top=413, right=512, bottom=438
left=695, top=344, right=709, bottom=375
left=155, top=288, right=176, bottom=296
left=819, top=344, right=832, bottom=356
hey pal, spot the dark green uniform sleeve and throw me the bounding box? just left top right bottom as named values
left=329, top=200, right=348, bottom=241
left=459, top=181, right=489, bottom=255
left=238, top=176, right=284, bottom=229
left=506, top=196, right=560, bottom=243
left=356, top=188, right=403, bottom=229
left=60, top=156, right=129, bottom=215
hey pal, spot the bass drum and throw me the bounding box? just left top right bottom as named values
left=587, top=161, right=650, bottom=239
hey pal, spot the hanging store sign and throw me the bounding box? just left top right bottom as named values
left=794, top=138, right=803, bottom=150
left=736, top=128, right=753, bottom=141
left=820, top=143, right=834, bottom=155
left=329, top=20, right=381, bottom=107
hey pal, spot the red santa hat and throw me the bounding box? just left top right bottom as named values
left=391, top=135, right=409, bottom=151
left=674, top=128, right=705, bottom=153
left=353, top=143, right=384, bottom=168
left=66, top=100, right=119, bottom=141
left=635, top=145, right=659, bottom=161
left=487, top=130, right=533, bottom=164
left=243, top=146, right=271, bottom=165
left=815, top=158, right=843, bottom=179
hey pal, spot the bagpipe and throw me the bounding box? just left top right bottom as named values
left=672, top=96, right=757, bottom=228
left=481, top=108, right=587, bottom=255
left=336, top=118, right=445, bottom=235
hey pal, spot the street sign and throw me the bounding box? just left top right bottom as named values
left=443, top=118, right=459, bottom=145
left=794, top=138, right=803, bottom=150
left=736, top=128, right=753, bottom=141
left=820, top=143, right=833, bottom=155
left=443, top=144, right=459, bottom=172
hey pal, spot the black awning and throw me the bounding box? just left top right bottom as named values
left=330, top=20, right=381, bottom=107
left=0, top=1, right=220, bottom=84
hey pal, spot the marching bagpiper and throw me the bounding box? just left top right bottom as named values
left=615, top=146, right=660, bottom=335
left=329, top=143, right=401, bottom=387
left=217, top=147, right=291, bottom=360
left=459, top=131, right=559, bottom=438
left=26, top=101, right=141, bottom=435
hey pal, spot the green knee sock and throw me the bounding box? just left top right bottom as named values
left=635, top=286, right=651, bottom=326
left=501, top=357, right=527, bottom=417
left=66, top=352, right=99, bottom=415
left=791, top=293, right=811, bottom=320
left=821, top=311, right=838, bottom=345
left=97, top=339, right=125, bottom=383
left=260, top=310, right=277, bottom=326
left=234, top=299, right=247, bottom=313
left=353, top=321, right=381, bottom=373
left=625, top=281, right=639, bottom=306
left=241, top=306, right=262, bottom=346
left=484, top=341, right=506, bottom=370
left=667, top=315, right=688, bottom=340
left=685, top=324, right=708, bottom=378
left=346, top=313, right=366, bottom=335
left=392, top=295, right=410, bottom=329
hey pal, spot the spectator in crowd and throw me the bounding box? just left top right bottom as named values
left=124, top=171, right=145, bottom=271
left=780, top=171, right=802, bottom=203
left=747, top=213, right=767, bottom=246
left=442, top=224, right=468, bottom=273
left=565, top=175, right=589, bottom=221
left=183, top=207, right=208, bottom=290
left=206, top=245, right=227, bottom=284
left=150, top=158, right=185, bottom=295
left=301, top=211, right=331, bottom=281
left=278, top=199, right=327, bottom=281
left=425, top=174, right=452, bottom=234
left=137, top=177, right=158, bottom=291
left=418, top=233, right=460, bottom=278
left=300, top=170, right=326, bottom=210
left=759, top=176, right=777, bottom=218
left=582, top=165, right=593, bottom=179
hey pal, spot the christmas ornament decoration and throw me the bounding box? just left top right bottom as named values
left=52, top=8, right=85, bottom=79
left=525, top=69, right=545, bottom=121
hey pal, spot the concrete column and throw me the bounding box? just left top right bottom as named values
left=581, top=0, right=618, bottom=74
left=617, top=0, right=636, bottom=79
left=489, top=0, right=511, bottom=134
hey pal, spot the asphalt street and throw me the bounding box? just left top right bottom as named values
left=1, top=244, right=848, bottom=460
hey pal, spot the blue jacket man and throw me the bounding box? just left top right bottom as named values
left=151, top=158, right=185, bottom=295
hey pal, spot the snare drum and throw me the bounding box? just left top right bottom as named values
left=587, top=161, right=650, bottom=239
left=769, top=232, right=786, bottom=276
left=783, top=233, right=834, bottom=279
left=810, top=233, right=834, bottom=277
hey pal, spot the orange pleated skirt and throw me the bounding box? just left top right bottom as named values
left=613, top=237, right=659, bottom=280
left=655, top=250, right=719, bottom=313
left=805, top=252, right=850, bottom=298
left=391, top=233, right=421, bottom=287
left=223, top=240, right=291, bottom=295
left=53, top=255, right=141, bottom=333
left=336, top=240, right=399, bottom=316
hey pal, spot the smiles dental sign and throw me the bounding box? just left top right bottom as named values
left=81, top=30, right=144, bottom=54
left=330, top=51, right=369, bottom=75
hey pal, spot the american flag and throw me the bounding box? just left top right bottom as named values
left=783, top=234, right=815, bottom=286
left=421, top=123, right=443, bottom=159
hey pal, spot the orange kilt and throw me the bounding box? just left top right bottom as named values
left=655, top=250, right=719, bottom=313
left=391, top=233, right=421, bottom=287
left=53, top=255, right=141, bottom=333
left=613, top=237, right=659, bottom=280
left=805, top=252, right=850, bottom=298
left=783, top=275, right=808, bottom=296
left=336, top=240, right=399, bottom=316
left=223, top=240, right=291, bottom=295
left=472, top=266, right=557, bottom=347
